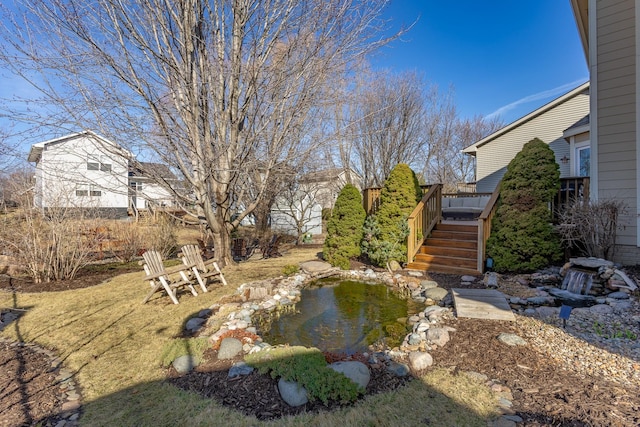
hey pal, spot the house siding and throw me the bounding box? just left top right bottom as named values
left=474, top=91, right=589, bottom=193
left=36, top=134, right=129, bottom=211
left=595, top=0, right=640, bottom=263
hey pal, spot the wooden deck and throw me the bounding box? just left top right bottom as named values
left=451, top=288, right=515, bottom=321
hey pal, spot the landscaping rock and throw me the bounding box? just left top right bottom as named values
left=426, top=328, right=450, bottom=347
left=484, top=272, right=499, bottom=288
left=497, top=333, right=527, bottom=347
left=185, top=317, right=206, bottom=332
left=588, top=304, right=614, bottom=315
left=329, top=361, right=370, bottom=389
left=571, top=257, right=614, bottom=269
left=217, top=337, right=243, bottom=360
left=299, top=261, right=333, bottom=275
left=387, top=361, right=410, bottom=377
left=423, top=287, right=448, bottom=301
left=461, top=275, right=477, bottom=282
left=228, top=361, right=254, bottom=378
left=420, top=280, right=439, bottom=289
left=607, top=291, right=630, bottom=300
left=408, top=351, right=433, bottom=371
left=172, top=355, right=199, bottom=374
left=277, top=379, right=308, bottom=407
left=388, top=260, right=402, bottom=271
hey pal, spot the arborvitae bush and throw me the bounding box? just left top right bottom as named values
left=486, top=138, right=561, bottom=272
left=323, top=184, right=366, bottom=269
left=362, top=164, right=422, bottom=267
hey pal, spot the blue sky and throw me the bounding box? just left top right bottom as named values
left=1, top=0, right=588, bottom=152
left=373, top=0, right=588, bottom=124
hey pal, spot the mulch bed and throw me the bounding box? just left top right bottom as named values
left=168, top=349, right=412, bottom=421
left=0, top=341, right=65, bottom=427
left=1, top=263, right=639, bottom=426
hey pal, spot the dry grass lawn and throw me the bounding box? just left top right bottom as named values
left=0, top=246, right=499, bottom=426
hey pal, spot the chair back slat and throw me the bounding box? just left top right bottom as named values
left=143, top=250, right=164, bottom=275
left=182, top=244, right=206, bottom=271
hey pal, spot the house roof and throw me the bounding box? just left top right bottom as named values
left=300, top=168, right=358, bottom=184
left=570, top=0, right=589, bottom=61
left=27, top=130, right=129, bottom=163
left=462, top=81, right=590, bottom=155
left=563, top=114, right=590, bottom=139
left=129, top=162, right=177, bottom=180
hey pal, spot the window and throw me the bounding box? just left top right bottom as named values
left=87, top=155, right=112, bottom=172
left=76, top=183, right=101, bottom=197
left=87, top=161, right=99, bottom=170
left=575, top=142, right=590, bottom=177
left=76, top=183, right=88, bottom=197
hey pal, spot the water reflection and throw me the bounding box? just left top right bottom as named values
left=261, top=278, right=418, bottom=354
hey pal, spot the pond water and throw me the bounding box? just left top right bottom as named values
left=259, top=278, right=421, bottom=354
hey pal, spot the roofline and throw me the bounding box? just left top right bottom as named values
left=462, top=81, right=590, bottom=154
left=27, top=130, right=131, bottom=163
left=563, top=123, right=590, bottom=139
left=570, top=0, right=589, bottom=62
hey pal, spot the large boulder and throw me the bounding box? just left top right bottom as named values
left=172, top=355, right=199, bottom=374
left=408, top=351, right=433, bottom=371
left=426, top=327, right=450, bottom=347
left=424, top=287, right=449, bottom=301
left=217, top=337, right=243, bottom=360
left=328, top=361, right=370, bottom=389
left=278, top=379, right=308, bottom=406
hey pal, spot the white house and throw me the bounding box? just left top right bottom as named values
left=270, top=168, right=362, bottom=238
left=128, top=162, right=179, bottom=211
left=462, top=82, right=590, bottom=193
left=28, top=130, right=176, bottom=218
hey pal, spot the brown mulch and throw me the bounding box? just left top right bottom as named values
left=168, top=349, right=412, bottom=421
left=0, top=341, right=65, bottom=427
left=1, top=264, right=639, bottom=426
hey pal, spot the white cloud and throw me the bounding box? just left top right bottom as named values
left=486, top=79, right=588, bottom=120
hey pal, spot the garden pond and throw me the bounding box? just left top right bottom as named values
left=258, top=277, right=422, bottom=354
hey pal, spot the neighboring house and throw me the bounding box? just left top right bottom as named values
left=571, top=0, right=640, bottom=265
left=28, top=130, right=176, bottom=217
left=462, top=82, right=590, bottom=193
left=129, top=162, right=178, bottom=210
left=270, top=168, right=362, bottom=237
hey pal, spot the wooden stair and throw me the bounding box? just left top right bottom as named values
left=406, top=222, right=481, bottom=275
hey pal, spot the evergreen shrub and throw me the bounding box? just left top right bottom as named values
left=486, top=138, right=561, bottom=272
left=361, top=164, right=422, bottom=267
left=323, top=184, right=366, bottom=269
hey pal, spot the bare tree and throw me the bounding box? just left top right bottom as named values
left=421, top=86, right=503, bottom=192
left=0, top=0, right=400, bottom=264
left=349, top=69, right=427, bottom=187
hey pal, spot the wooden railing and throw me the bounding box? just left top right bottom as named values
left=476, top=182, right=501, bottom=272
left=553, top=176, right=590, bottom=221
left=363, top=184, right=431, bottom=215
left=407, top=184, right=442, bottom=264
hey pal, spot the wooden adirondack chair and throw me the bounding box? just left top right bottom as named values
left=140, top=250, right=198, bottom=304
left=179, top=244, right=228, bottom=292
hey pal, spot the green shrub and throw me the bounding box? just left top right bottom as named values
left=159, top=337, right=209, bottom=367
left=486, top=138, right=561, bottom=272
left=245, top=346, right=362, bottom=404
left=361, top=164, right=421, bottom=267
left=323, top=184, right=366, bottom=270
left=282, top=264, right=300, bottom=276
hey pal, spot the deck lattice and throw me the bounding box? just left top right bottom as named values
left=451, top=288, right=515, bottom=321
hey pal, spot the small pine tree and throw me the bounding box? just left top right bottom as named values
left=486, top=138, right=561, bottom=272
left=362, top=164, right=422, bottom=267
left=323, top=184, right=366, bottom=270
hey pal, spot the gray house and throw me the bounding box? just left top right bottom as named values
left=571, top=0, right=640, bottom=265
